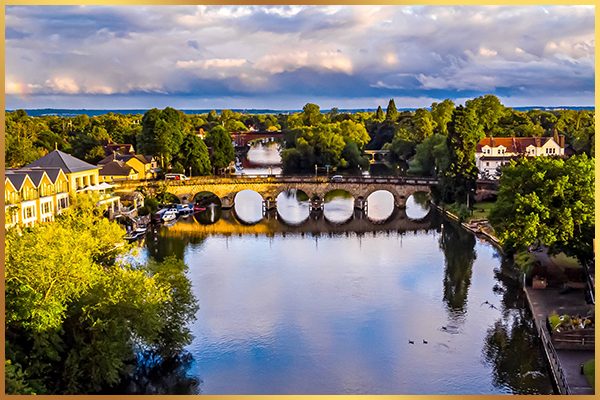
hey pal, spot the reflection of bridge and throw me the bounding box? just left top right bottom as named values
left=158, top=207, right=437, bottom=237
left=117, top=176, right=437, bottom=210
left=231, top=131, right=285, bottom=147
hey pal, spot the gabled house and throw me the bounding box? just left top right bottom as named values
left=476, top=135, right=565, bottom=178
left=99, top=160, right=139, bottom=182
left=98, top=152, right=159, bottom=180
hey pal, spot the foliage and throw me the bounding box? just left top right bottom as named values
left=385, top=98, right=399, bottom=121
left=5, top=195, right=198, bottom=394
left=204, top=125, right=235, bottom=171
left=174, top=134, right=211, bottom=176
left=137, top=107, right=185, bottom=169
left=583, top=359, right=595, bottom=389
left=408, top=134, right=449, bottom=176
left=412, top=108, right=436, bottom=141
left=489, top=154, right=595, bottom=263
left=513, top=251, right=538, bottom=278
left=430, top=99, right=455, bottom=135
left=441, top=105, right=485, bottom=203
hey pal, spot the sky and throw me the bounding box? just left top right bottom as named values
left=5, top=5, right=595, bottom=110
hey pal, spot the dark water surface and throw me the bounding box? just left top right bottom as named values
left=141, top=194, right=553, bottom=394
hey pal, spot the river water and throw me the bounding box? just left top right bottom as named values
left=141, top=190, right=553, bottom=395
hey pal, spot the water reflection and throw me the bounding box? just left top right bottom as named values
left=143, top=213, right=552, bottom=394
left=405, top=192, right=431, bottom=220
left=276, top=189, right=310, bottom=225
left=234, top=190, right=264, bottom=224
left=246, top=142, right=282, bottom=165
left=439, top=220, right=475, bottom=318
left=323, top=190, right=354, bottom=224
left=366, top=190, right=394, bottom=222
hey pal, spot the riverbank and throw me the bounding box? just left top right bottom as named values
left=434, top=202, right=594, bottom=395
left=524, top=287, right=594, bottom=394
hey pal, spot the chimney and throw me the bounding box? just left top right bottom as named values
left=559, top=135, right=565, bottom=148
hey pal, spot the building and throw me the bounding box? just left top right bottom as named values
left=5, top=167, right=69, bottom=228
left=23, top=150, right=121, bottom=218
left=98, top=160, right=139, bottom=182
left=98, top=153, right=159, bottom=180
left=476, top=136, right=565, bottom=178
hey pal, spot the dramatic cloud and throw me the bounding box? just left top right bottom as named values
left=5, top=5, right=595, bottom=109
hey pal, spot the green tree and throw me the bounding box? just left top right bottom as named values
left=374, top=105, right=385, bottom=121
left=5, top=195, right=198, bottom=394
left=442, top=105, right=485, bottom=203
left=489, top=154, right=594, bottom=263
left=412, top=108, right=437, bottom=141
left=301, top=103, right=323, bottom=126
left=430, top=99, right=455, bottom=135
left=175, top=134, right=212, bottom=176
left=384, top=128, right=416, bottom=161
left=466, top=94, right=506, bottom=134
left=408, top=134, right=450, bottom=176
left=137, top=108, right=185, bottom=169
left=385, top=99, right=399, bottom=121
left=204, top=125, right=235, bottom=171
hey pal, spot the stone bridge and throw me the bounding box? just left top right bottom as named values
left=116, top=175, right=437, bottom=211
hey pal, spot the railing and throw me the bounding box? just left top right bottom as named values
left=116, top=175, right=441, bottom=187
left=536, top=318, right=571, bottom=395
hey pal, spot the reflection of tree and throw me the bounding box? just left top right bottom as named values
left=483, top=316, right=553, bottom=394
left=146, top=227, right=207, bottom=262
left=439, top=220, right=476, bottom=317
left=107, top=352, right=200, bottom=394
left=482, top=252, right=553, bottom=393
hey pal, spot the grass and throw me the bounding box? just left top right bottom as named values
left=583, top=359, right=594, bottom=389
left=470, top=201, right=496, bottom=221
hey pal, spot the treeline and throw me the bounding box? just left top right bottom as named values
left=5, top=96, right=594, bottom=186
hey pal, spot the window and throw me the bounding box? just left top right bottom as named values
left=24, top=206, right=35, bottom=220
left=486, top=162, right=489, bottom=166
left=57, top=197, right=69, bottom=211
left=42, top=201, right=52, bottom=214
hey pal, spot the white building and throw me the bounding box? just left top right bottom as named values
left=476, top=136, right=565, bottom=178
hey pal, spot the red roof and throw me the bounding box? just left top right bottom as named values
left=477, top=136, right=564, bottom=153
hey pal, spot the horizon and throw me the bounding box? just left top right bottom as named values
left=6, top=6, right=594, bottom=109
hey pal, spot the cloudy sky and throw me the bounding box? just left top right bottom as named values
left=5, top=5, right=595, bottom=110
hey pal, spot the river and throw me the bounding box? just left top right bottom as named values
left=138, top=190, right=554, bottom=394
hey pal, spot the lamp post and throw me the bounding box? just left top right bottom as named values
left=315, top=164, right=318, bottom=177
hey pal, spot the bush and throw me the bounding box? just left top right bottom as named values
left=514, top=251, right=538, bottom=278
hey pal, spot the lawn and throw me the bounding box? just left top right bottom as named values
left=470, top=201, right=496, bottom=221
left=583, top=359, right=595, bottom=389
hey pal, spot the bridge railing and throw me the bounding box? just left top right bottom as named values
left=114, top=175, right=441, bottom=187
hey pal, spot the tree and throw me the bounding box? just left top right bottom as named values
left=466, top=94, right=506, bottom=134
left=5, top=195, right=198, bottom=394
left=204, top=125, right=235, bottom=171
left=489, top=154, right=594, bottom=263
left=384, top=128, right=416, bottom=161
left=374, top=105, right=385, bottom=121
left=430, top=99, right=455, bottom=135
left=385, top=99, right=399, bottom=121
left=412, top=108, right=437, bottom=141
left=301, top=103, right=322, bottom=126
left=137, top=108, right=185, bottom=169
left=408, top=134, right=450, bottom=176
left=442, top=105, right=485, bottom=203
left=175, top=134, right=211, bottom=176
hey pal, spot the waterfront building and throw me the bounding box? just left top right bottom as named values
left=476, top=135, right=565, bottom=178
left=5, top=167, right=69, bottom=228
left=4, top=150, right=123, bottom=228
left=98, top=160, right=140, bottom=182
left=98, top=152, right=159, bottom=180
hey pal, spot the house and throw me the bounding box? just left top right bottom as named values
left=24, top=150, right=121, bottom=216
left=476, top=135, right=565, bottom=178
left=5, top=167, right=69, bottom=228
left=99, top=160, right=139, bottom=182
left=98, top=153, right=159, bottom=180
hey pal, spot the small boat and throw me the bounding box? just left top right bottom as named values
left=134, top=225, right=148, bottom=234
left=124, top=231, right=145, bottom=241
left=176, top=203, right=194, bottom=215
left=162, top=209, right=178, bottom=222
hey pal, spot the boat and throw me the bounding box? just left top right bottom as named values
left=134, top=225, right=148, bottom=234
left=176, top=203, right=194, bottom=215
left=162, top=209, right=178, bottom=222
left=194, top=203, right=207, bottom=212
left=123, top=230, right=145, bottom=241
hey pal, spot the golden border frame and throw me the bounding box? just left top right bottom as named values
left=0, top=1, right=597, bottom=398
